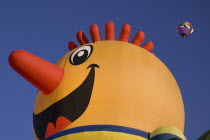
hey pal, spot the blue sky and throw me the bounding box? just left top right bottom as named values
left=1, top=0, right=210, bottom=139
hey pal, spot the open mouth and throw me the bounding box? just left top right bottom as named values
left=33, top=64, right=99, bottom=140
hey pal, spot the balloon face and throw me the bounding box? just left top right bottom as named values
left=33, top=41, right=185, bottom=140
left=8, top=22, right=185, bottom=140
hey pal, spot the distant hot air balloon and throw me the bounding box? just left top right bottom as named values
left=177, top=22, right=194, bottom=38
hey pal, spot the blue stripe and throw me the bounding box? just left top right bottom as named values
left=45, top=125, right=150, bottom=140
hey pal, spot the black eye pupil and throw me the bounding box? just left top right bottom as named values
left=73, top=50, right=88, bottom=65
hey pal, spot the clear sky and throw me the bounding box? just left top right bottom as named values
left=1, top=0, right=210, bottom=139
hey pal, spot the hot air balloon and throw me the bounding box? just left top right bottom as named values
left=177, top=22, right=194, bottom=38
left=9, top=22, right=186, bottom=140
left=197, top=130, right=210, bottom=140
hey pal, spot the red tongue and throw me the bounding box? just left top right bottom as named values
left=45, top=116, right=72, bottom=138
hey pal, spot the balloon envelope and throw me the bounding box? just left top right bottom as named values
left=177, top=22, right=194, bottom=38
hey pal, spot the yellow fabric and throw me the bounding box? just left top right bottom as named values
left=150, top=125, right=186, bottom=140
left=54, top=131, right=148, bottom=140
left=33, top=41, right=185, bottom=139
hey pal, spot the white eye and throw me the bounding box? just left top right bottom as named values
left=69, top=45, right=93, bottom=65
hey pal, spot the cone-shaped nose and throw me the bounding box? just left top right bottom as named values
left=9, top=50, right=64, bottom=95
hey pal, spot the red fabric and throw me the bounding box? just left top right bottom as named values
left=45, top=116, right=72, bottom=138
left=8, top=50, right=64, bottom=94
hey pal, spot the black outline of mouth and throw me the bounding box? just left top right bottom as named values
left=33, top=64, right=99, bottom=140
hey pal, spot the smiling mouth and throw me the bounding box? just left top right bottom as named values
left=33, top=64, right=99, bottom=140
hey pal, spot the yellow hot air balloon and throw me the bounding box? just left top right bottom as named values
left=9, top=22, right=186, bottom=140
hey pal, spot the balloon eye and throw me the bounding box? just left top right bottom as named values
left=70, top=45, right=93, bottom=65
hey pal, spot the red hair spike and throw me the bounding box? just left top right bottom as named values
left=90, top=24, right=101, bottom=42
left=119, top=24, right=131, bottom=42
left=76, top=31, right=89, bottom=45
left=131, top=31, right=145, bottom=46
left=68, top=22, right=155, bottom=54
left=105, top=22, right=115, bottom=40
left=68, top=41, right=78, bottom=51
left=142, top=41, right=154, bottom=52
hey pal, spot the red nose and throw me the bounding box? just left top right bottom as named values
left=9, top=50, right=64, bottom=95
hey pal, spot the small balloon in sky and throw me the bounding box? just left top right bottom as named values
left=176, top=22, right=194, bottom=38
